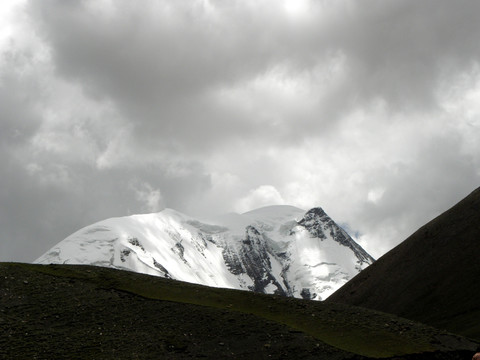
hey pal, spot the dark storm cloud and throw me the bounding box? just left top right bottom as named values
left=28, top=0, right=291, bottom=148
left=0, top=52, right=43, bottom=145
left=2, top=0, right=480, bottom=261
left=335, top=0, right=480, bottom=112
left=28, top=0, right=480, bottom=146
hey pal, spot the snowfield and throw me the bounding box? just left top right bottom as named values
left=35, top=205, right=374, bottom=300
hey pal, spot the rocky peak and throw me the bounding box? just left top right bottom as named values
left=303, top=207, right=327, bottom=219
left=298, top=207, right=375, bottom=266
left=297, top=207, right=329, bottom=239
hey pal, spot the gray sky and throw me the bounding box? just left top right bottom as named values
left=1, top=0, right=480, bottom=262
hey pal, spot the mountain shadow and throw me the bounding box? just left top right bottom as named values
left=328, top=187, right=480, bottom=341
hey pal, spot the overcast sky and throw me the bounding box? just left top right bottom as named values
left=1, top=0, right=480, bottom=262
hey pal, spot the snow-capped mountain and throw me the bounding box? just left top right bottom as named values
left=35, top=205, right=374, bottom=300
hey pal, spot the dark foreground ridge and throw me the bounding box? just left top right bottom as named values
left=1, top=263, right=478, bottom=359
left=328, top=186, right=480, bottom=342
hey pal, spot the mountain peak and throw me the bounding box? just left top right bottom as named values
left=303, top=207, right=327, bottom=217
left=35, top=205, right=374, bottom=300
left=297, top=207, right=375, bottom=267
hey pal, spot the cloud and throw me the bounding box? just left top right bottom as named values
left=27, top=0, right=480, bottom=149
left=131, top=181, right=164, bottom=213
left=235, top=185, right=286, bottom=213
left=1, top=0, right=480, bottom=261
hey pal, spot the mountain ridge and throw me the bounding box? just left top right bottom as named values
left=35, top=205, right=374, bottom=300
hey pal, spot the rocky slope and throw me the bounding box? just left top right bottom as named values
left=328, top=187, right=480, bottom=340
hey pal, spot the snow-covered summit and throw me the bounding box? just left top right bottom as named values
left=35, top=205, right=374, bottom=300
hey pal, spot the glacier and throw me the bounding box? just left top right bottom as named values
left=35, top=205, right=374, bottom=300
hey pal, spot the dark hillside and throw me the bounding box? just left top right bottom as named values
left=0, top=263, right=478, bottom=359
left=328, top=187, right=480, bottom=340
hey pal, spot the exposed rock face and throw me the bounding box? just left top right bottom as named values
left=236, top=226, right=288, bottom=295
left=298, top=207, right=374, bottom=267
left=35, top=205, right=374, bottom=300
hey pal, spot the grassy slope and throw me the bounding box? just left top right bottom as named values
left=1, top=262, right=478, bottom=359
left=328, top=187, right=480, bottom=341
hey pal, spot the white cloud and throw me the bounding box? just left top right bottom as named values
left=235, top=185, right=286, bottom=213
left=131, top=181, right=164, bottom=213
left=282, top=0, right=310, bottom=19
left=0, top=0, right=27, bottom=51
left=367, top=188, right=385, bottom=204
left=95, top=126, right=133, bottom=170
